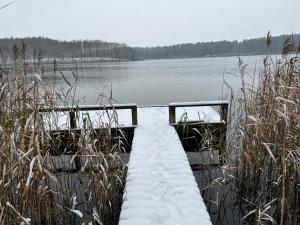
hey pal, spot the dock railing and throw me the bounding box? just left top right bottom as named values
left=39, top=103, right=137, bottom=172
left=168, top=101, right=229, bottom=165
left=40, top=103, right=138, bottom=128
left=168, top=101, right=228, bottom=125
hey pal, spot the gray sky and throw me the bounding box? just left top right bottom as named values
left=0, top=0, right=299, bottom=47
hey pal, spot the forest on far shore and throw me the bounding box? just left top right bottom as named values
left=0, top=33, right=299, bottom=61
left=134, top=34, right=300, bottom=59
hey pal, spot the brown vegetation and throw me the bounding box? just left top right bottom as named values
left=232, top=35, right=300, bottom=225
left=0, top=43, right=126, bottom=225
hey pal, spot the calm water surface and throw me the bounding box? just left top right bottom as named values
left=43, top=55, right=274, bottom=105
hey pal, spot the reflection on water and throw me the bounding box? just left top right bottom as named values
left=36, top=55, right=270, bottom=105
left=187, top=151, right=247, bottom=225
left=194, top=168, right=244, bottom=225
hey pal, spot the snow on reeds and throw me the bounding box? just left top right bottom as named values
left=230, top=34, right=300, bottom=225
left=0, top=43, right=126, bottom=225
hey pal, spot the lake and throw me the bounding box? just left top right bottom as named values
left=41, top=55, right=272, bottom=105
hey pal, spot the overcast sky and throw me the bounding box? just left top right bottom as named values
left=0, top=0, right=299, bottom=47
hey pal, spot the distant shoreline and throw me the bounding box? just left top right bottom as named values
left=0, top=34, right=299, bottom=62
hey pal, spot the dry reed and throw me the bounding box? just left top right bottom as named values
left=232, top=34, right=300, bottom=225
left=0, top=43, right=126, bottom=225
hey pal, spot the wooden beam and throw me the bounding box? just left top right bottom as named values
left=39, top=103, right=138, bottom=112
left=169, top=106, right=176, bottom=125
left=168, top=101, right=229, bottom=125
left=39, top=103, right=138, bottom=126
left=220, top=103, right=228, bottom=123
left=69, top=110, right=76, bottom=129
left=131, top=105, right=138, bottom=126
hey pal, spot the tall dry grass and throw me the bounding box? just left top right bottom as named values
left=180, top=34, right=300, bottom=225
left=0, top=43, right=126, bottom=225
left=233, top=34, right=300, bottom=225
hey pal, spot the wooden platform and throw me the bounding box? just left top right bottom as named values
left=118, top=104, right=227, bottom=225
left=41, top=101, right=228, bottom=224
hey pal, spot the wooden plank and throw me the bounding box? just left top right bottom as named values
left=169, top=101, right=229, bottom=107
left=191, top=163, right=220, bottom=171
left=39, top=103, right=138, bottom=112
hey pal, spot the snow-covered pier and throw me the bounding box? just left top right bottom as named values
left=119, top=102, right=228, bottom=225
left=43, top=101, right=228, bottom=225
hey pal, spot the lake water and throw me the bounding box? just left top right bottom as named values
left=43, top=55, right=271, bottom=105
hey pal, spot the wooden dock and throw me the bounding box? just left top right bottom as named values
left=118, top=106, right=216, bottom=225
left=42, top=101, right=228, bottom=225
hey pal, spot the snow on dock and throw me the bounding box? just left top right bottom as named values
left=118, top=107, right=213, bottom=225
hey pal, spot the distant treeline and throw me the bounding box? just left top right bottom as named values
left=0, top=34, right=299, bottom=61
left=133, top=34, right=300, bottom=59
left=0, top=37, right=135, bottom=61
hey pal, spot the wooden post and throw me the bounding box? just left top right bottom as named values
left=69, top=110, right=76, bottom=129
left=169, top=106, right=176, bottom=125
left=69, top=110, right=81, bottom=171
left=219, top=103, right=228, bottom=166
left=220, top=104, right=228, bottom=123
left=132, top=106, right=138, bottom=126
